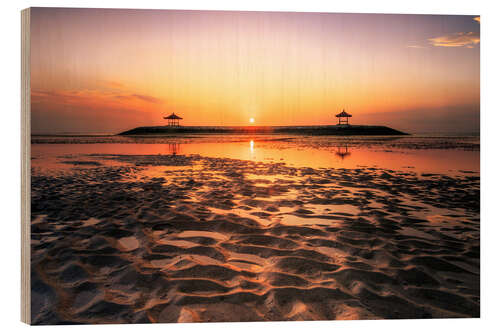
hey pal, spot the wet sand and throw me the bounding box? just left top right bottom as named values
left=30, top=143, right=480, bottom=324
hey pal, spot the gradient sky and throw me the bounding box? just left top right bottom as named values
left=30, top=8, right=480, bottom=134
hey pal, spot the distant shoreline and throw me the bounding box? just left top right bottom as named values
left=118, top=125, right=409, bottom=136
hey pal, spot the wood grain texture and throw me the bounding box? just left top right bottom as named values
left=21, top=7, right=31, bottom=325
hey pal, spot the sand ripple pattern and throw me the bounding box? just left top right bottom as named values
left=30, top=154, right=479, bottom=324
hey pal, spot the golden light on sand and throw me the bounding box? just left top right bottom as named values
left=249, top=118, right=255, bottom=124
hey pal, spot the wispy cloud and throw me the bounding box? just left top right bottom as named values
left=428, top=32, right=480, bottom=48
left=113, top=94, right=161, bottom=103
left=131, top=94, right=161, bottom=104
left=32, top=89, right=163, bottom=109
left=100, top=80, right=125, bottom=89
left=474, top=16, right=480, bottom=23
left=407, top=45, right=426, bottom=49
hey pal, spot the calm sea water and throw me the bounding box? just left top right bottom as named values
left=31, top=134, right=479, bottom=175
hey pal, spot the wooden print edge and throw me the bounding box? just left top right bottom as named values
left=21, top=7, right=31, bottom=325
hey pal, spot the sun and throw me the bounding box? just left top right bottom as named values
left=249, top=118, right=255, bottom=124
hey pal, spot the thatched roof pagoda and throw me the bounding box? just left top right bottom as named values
left=164, top=113, right=183, bottom=126
left=335, top=110, right=352, bottom=125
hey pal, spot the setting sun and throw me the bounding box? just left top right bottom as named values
left=25, top=8, right=481, bottom=325
left=29, top=9, right=480, bottom=133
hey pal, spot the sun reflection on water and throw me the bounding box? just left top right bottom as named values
left=30, top=137, right=480, bottom=175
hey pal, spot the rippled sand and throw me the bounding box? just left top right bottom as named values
left=30, top=153, right=479, bottom=324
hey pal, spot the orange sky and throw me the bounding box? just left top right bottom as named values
left=30, top=8, right=480, bottom=134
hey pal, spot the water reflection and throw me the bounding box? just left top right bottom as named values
left=30, top=138, right=480, bottom=175
left=335, top=144, right=351, bottom=160
left=167, top=142, right=181, bottom=155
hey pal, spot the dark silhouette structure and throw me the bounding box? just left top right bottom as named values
left=336, top=110, right=352, bottom=125
left=164, top=113, right=183, bottom=127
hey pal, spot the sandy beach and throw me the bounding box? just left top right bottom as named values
left=30, top=136, right=480, bottom=324
left=23, top=8, right=482, bottom=326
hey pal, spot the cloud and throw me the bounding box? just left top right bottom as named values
left=357, top=104, right=480, bottom=134
left=100, top=80, right=125, bottom=89
left=474, top=16, right=480, bottom=23
left=31, top=89, right=92, bottom=103
left=131, top=94, right=161, bottom=104
left=113, top=93, right=161, bottom=103
left=32, top=89, right=163, bottom=111
left=428, top=32, right=480, bottom=48
left=407, top=45, right=426, bottom=49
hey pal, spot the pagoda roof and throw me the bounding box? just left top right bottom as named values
left=335, top=110, right=352, bottom=117
left=164, top=113, right=183, bottom=120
